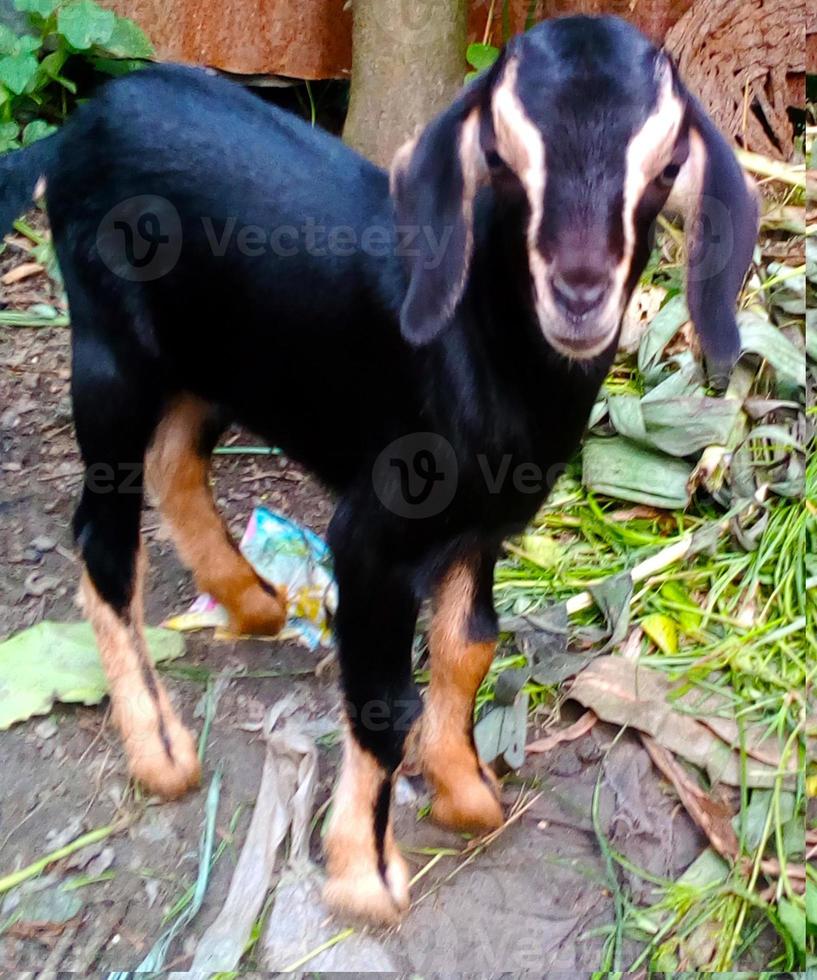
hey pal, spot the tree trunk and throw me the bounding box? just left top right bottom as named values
left=343, top=0, right=468, bottom=167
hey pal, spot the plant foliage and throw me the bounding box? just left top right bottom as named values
left=0, top=0, right=153, bottom=152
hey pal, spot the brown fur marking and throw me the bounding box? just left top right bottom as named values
left=79, top=549, right=200, bottom=799
left=323, top=732, right=410, bottom=925
left=421, top=560, right=504, bottom=833
left=145, top=395, right=286, bottom=636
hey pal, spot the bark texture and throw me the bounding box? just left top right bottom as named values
left=342, top=0, right=468, bottom=167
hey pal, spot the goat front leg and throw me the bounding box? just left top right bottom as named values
left=322, top=517, right=420, bottom=925
left=421, top=552, right=503, bottom=832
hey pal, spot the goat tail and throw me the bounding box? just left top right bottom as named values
left=0, top=134, right=59, bottom=239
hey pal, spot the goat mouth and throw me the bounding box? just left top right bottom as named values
left=544, top=323, right=618, bottom=359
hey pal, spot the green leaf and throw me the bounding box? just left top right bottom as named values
left=99, top=15, right=154, bottom=59
left=659, top=580, right=701, bottom=633
left=738, top=310, right=806, bottom=388
left=807, top=879, right=817, bottom=931
left=777, top=897, right=806, bottom=955
left=637, top=294, right=689, bottom=379
left=466, top=42, right=500, bottom=72
left=15, top=34, right=42, bottom=54
left=641, top=612, right=678, bottom=655
left=57, top=0, right=115, bottom=50
left=582, top=436, right=692, bottom=508
left=735, top=788, right=796, bottom=850
left=39, top=48, right=77, bottom=92
left=0, top=621, right=186, bottom=728
left=22, top=118, right=57, bottom=144
left=608, top=394, right=741, bottom=457
left=91, top=55, right=146, bottom=77
left=0, top=24, right=21, bottom=55
left=14, top=0, right=60, bottom=14
left=40, top=47, right=67, bottom=76
left=516, top=533, right=562, bottom=569
left=0, top=50, right=39, bottom=93
left=0, top=119, right=21, bottom=151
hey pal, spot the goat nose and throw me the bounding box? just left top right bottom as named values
left=551, top=267, right=608, bottom=317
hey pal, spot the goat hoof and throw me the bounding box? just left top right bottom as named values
left=227, top=582, right=287, bottom=636
left=430, top=769, right=504, bottom=834
left=123, top=712, right=201, bottom=800
left=323, top=850, right=409, bottom=926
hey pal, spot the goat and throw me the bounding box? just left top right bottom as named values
left=0, top=15, right=757, bottom=924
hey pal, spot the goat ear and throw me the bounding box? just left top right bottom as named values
left=667, top=92, right=759, bottom=386
left=390, top=72, right=494, bottom=346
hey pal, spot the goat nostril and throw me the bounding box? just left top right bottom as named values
left=551, top=271, right=608, bottom=316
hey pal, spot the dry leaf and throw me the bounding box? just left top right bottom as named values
left=567, top=657, right=796, bottom=788
left=526, top=710, right=597, bottom=754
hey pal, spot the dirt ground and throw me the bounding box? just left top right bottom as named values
left=0, top=242, right=772, bottom=973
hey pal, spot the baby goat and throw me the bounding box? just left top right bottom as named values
left=0, top=16, right=757, bottom=924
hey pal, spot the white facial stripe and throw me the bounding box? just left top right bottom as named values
left=492, top=58, right=619, bottom=359
left=491, top=56, right=547, bottom=305
left=618, top=65, right=686, bottom=294
left=490, top=55, right=686, bottom=362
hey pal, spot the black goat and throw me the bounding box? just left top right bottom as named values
left=0, top=15, right=757, bottom=924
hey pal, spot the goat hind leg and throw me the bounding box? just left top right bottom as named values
left=146, top=395, right=286, bottom=636
left=73, top=390, right=199, bottom=797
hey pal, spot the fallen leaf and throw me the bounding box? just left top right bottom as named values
left=0, top=622, right=186, bottom=729
left=567, top=657, right=795, bottom=788
left=641, top=734, right=739, bottom=859
left=526, top=711, right=597, bottom=754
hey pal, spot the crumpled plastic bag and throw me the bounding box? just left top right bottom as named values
left=164, top=506, right=336, bottom=650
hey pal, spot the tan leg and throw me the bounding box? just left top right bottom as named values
left=145, top=395, right=286, bottom=636
left=79, top=549, right=200, bottom=799
left=323, top=732, right=410, bottom=925
left=421, top=559, right=504, bottom=833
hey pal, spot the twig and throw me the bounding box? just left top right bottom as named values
left=411, top=789, right=543, bottom=907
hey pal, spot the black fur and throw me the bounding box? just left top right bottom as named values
left=0, top=18, right=756, bottom=812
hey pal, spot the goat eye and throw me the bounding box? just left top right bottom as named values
left=656, top=162, right=681, bottom=189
